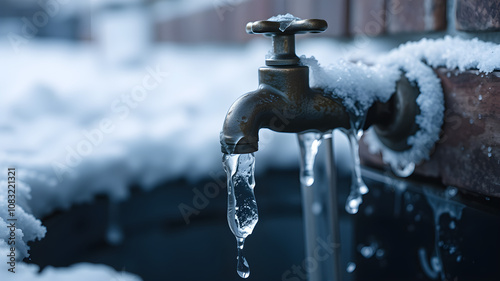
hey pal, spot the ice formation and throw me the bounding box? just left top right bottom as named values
left=223, top=153, right=258, bottom=278
left=420, top=186, right=465, bottom=280
left=297, top=132, right=323, bottom=187
left=302, top=37, right=449, bottom=176
left=267, top=13, right=301, bottom=32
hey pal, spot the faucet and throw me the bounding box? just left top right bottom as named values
left=220, top=17, right=421, bottom=281
left=220, top=18, right=420, bottom=155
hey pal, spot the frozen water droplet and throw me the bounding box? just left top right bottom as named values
left=488, top=146, right=492, bottom=152
left=469, top=118, right=474, bottom=124
left=478, top=114, right=482, bottom=119
left=223, top=154, right=258, bottom=278
left=297, top=132, right=323, bottom=187
left=449, top=246, right=456, bottom=254
left=360, top=246, right=375, bottom=258
left=346, top=262, right=356, bottom=273
left=446, top=186, right=458, bottom=198
left=236, top=239, right=250, bottom=278
left=359, top=185, right=369, bottom=195
left=346, top=195, right=362, bottom=214
left=488, top=152, right=492, bottom=157
left=449, top=220, right=456, bottom=229
left=391, top=162, right=415, bottom=178
left=479, top=94, right=483, bottom=101
left=431, top=256, right=442, bottom=272
left=446, top=72, right=451, bottom=78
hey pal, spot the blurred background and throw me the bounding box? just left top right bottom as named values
left=2, top=0, right=500, bottom=281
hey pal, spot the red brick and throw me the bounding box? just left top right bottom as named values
left=456, top=0, right=500, bottom=31
left=360, top=69, right=500, bottom=198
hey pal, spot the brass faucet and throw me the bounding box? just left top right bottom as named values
left=220, top=18, right=419, bottom=155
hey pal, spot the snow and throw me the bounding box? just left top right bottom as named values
left=385, top=36, right=500, bottom=73
left=267, top=13, right=301, bottom=32
left=304, top=36, right=500, bottom=174
left=0, top=259, right=141, bottom=281
left=301, top=56, right=400, bottom=116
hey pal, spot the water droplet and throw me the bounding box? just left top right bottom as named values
left=236, top=239, right=250, bottom=278
left=456, top=255, right=462, bottom=262
left=346, top=262, right=356, bottom=273
left=449, top=221, right=456, bottom=229
left=446, top=72, right=451, bottom=78
left=360, top=246, right=375, bottom=258
left=469, top=118, right=474, bottom=124
left=486, top=197, right=491, bottom=201
left=446, top=186, right=458, bottom=198
left=415, top=214, right=422, bottom=221
left=345, top=195, right=362, bottom=214
left=298, top=132, right=323, bottom=187
left=488, top=152, right=492, bottom=158
left=431, top=256, right=442, bottom=272
left=479, top=94, right=483, bottom=100
left=391, top=162, right=415, bottom=178
left=449, top=246, right=456, bottom=254
left=478, top=114, right=482, bottom=119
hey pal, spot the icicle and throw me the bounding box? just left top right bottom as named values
left=344, top=111, right=369, bottom=214
left=391, top=162, right=415, bottom=178
left=419, top=186, right=465, bottom=280
left=297, top=132, right=323, bottom=187
left=223, top=153, right=258, bottom=279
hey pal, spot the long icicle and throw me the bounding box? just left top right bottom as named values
left=223, top=153, right=258, bottom=278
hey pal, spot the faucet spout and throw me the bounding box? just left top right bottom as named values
left=221, top=65, right=351, bottom=154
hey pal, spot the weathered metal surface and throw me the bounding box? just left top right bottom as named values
left=456, top=0, right=500, bottom=31
left=360, top=68, right=500, bottom=198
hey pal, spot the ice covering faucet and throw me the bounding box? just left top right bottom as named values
left=220, top=18, right=419, bottom=154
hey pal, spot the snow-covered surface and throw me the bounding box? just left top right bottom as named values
left=0, top=259, right=141, bottom=281
left=364, top=36, right=500, bottom=171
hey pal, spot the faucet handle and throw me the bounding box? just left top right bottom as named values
left=246, top=18, right=327, bottom=66
left=246, top=19, right=327, bottom=35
